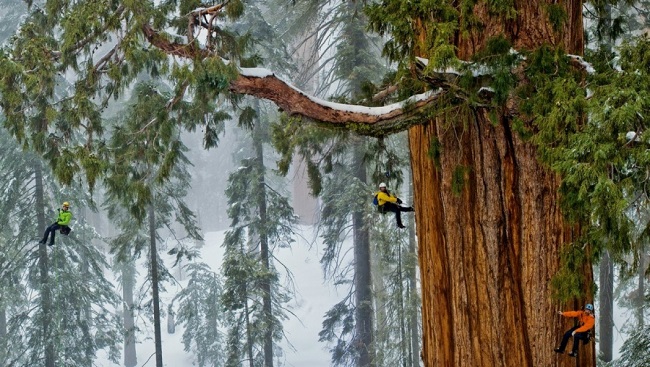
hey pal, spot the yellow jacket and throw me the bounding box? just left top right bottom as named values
left=376, top=191, right=398, bottom=206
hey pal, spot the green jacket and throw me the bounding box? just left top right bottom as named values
left=57, top=209, right=72, bottom=226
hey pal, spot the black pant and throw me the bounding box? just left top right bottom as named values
left=40, top=223, right=61, bottom=245
left=379, top=202, right=414, bottom=227
left=558, top=326, right=590, bottom=353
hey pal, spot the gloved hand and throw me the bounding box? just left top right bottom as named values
left=558, top=311, right=563, bottom=316
left=571, top=331, right=576, bottom=337
left=397, top=198, right=403, bottom=204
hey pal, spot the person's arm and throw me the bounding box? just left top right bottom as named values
left=377, top=192, right=398, bottom=204
left=574, top=315, right=595, bottom=333
left=560, top=311, right=581, bottom=318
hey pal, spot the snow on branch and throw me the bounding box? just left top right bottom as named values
left=142, top=24, right=445, bottom=135
left=235, top=67, right=443, bottom=121
left=416, top=51, right=594, bottom=77
left=567, top=54, right=596, bottom=74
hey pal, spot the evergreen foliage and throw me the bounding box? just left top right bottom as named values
left=0, top=0, right=247, bottom=195
left=221, top=116, right=296, bottom=366
left=102, top=79, right=203, bottom=367
left=0, top=127, right=121, bottom=367
left=173, top=260, right=226, bottom=367
left=611, top=325, right=650, bottom=367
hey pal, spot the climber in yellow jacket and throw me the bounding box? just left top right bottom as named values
left=554, top=303, right=595, bottom=357
left=375, top=183, right=414, bottom=228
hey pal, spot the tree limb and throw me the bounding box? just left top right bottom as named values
left=141, top=24, right=445, bottom=136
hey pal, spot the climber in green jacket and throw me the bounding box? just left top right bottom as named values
left=39, top=202, right=72, bottom=246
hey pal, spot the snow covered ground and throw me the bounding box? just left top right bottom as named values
left=96, top=225, right=345, bottom=367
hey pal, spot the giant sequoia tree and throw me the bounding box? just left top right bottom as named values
left=1, top=1, right=647, bottom=366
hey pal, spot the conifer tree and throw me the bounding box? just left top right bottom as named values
left=103, top=81, right=203, bottom=367
left=221, top=110, right=296, bottom=367
left=611, top=325, right=650, bottom=367
left=173, top=260, right=225, bottom=367
left=0, top=129, right=36, bottom=366
left=0, top=128, right=121, bottom=367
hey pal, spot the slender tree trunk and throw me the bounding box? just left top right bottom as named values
left=244, top=275, right=254, bottom=367
left=598, top=250, right=613, bottom=362
left=407, top=183, right=420, bottom=367
left=352, top=142, right=374, bottom=367
left=79, top=212, right=93, bottom=367
left=598, top=6, right=615, bottom=362
left=397, top=242, right=408, bottom=367
left=167, top=304, right=175, bottom=334
left=370, top=236, right=386, bottom=366
left=0, top=308, right=5, bottom=339
left=636, top=246, right=646, bottom=328
left=0, top=306, right=6, bottom=361
left=148, top=202, right=163, bottom=367
left=123, top=257, right=137, bottom=367
left=411, top=3, right=593, bottom=366
left=254, top=119, right=274, bottom=367
left=34, top=161, right=55, bottom=367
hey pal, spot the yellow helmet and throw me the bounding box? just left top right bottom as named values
left=62, top=202, right=70, bottom=207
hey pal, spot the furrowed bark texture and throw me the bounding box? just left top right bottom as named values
left=410, top=1, right=594, bottom=366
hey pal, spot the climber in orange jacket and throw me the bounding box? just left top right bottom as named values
left=554, top=303, right=595, bottom=357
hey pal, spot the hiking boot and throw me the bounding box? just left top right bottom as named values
left=554, top=348, right=563, bottom=354
left=567, top=352, right=576, bottom=357
left=47, top=242, right=54, bottom=247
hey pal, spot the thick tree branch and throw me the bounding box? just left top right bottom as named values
left=231, top=69, right=443, bottom=132
left=141, top=24, right=445, bottom=136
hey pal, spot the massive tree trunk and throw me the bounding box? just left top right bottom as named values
left=409, top=2, right=594, bottom=366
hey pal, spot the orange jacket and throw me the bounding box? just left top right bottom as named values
left=561, top=311, right=595, bottom=333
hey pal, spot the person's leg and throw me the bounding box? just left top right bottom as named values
left=384, top=203, right=404, bottom=228
left=48, top=224, right=61, bottom=246
left=556, top=327, right=578, bottom=352
left=395, top=209, right=404, bottom=228
left=570, top=332, right=589, bottom=355
left=40, top=224, right=54, bottom=244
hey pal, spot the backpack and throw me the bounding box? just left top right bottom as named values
left=372, top=194, right=387, bottom=214
left=60, top=226, right=72, bottom=236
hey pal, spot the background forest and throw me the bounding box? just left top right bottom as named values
left=0, top=1, right=648, bottom=367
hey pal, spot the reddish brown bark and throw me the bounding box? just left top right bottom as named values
left=410, top=1, right=594, bottom=366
